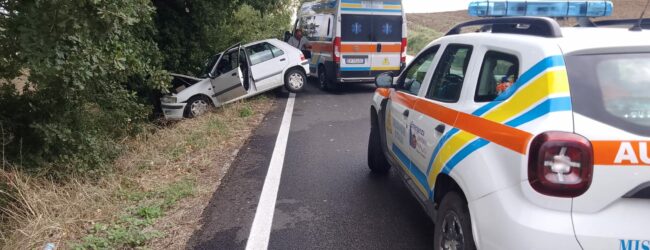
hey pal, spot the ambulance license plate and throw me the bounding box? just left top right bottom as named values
left=346, top=58, right=365, bottom=64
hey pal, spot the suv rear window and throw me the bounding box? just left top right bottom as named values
left=565, top=53, right=650, bottom=136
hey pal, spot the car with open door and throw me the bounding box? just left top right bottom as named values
left=160, top=39, right=309, bottom=119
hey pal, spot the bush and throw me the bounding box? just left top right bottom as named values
left=0, top=0, right=170, bottom=174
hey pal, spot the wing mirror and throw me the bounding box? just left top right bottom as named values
left=207, top=72, right=215, bottom=79
left=375, top=72, right=394, bottom=88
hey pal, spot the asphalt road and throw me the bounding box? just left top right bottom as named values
left=189, top=79, right=434, bottom=249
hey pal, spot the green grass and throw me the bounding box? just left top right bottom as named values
left=239, top=105, right=254, bottom=118
left=408, top=24, right=443, bottom=56
left=74, top=179, right=196, bottom=249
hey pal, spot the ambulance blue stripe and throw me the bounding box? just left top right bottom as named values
left=473, top=55, right=566, bottom=116
left=341, top=8, right=402, bottom=13
left=441, top=97, right=573, bottom=175
left=341, top=0, right=401, bottom=4
left=425, top=128, right=459, bottom=175
left=340, top=67, right=371, bottom=71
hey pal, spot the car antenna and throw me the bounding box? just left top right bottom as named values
left=630, top=0, right=650, bottom=31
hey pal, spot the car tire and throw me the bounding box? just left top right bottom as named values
left=368, top=115, right=391, bottom=174
left=184, top=95, right=212, bottom=118
left=318, top=65, right=330, bottom=90
left=433, top=192, right=477, bottom=250
left=284, top=68, right=306, bottom=93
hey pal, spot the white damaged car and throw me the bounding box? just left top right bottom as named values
left=161, top=39, right=309, bottom=119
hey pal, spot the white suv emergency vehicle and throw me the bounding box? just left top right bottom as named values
left=367, top=4, right=650, bottom=249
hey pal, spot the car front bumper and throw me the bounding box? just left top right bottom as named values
left=161, top=103, right=186, bottom=120
left=470, top=183, right=582, bottom=250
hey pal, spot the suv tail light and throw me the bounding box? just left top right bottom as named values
left=528, top=132, right=593, bottom=198
left=300, top=53, right=306, bottom=61
left=333, top=37, right=341, bottom=63
left=400, top=38, right=408, bottom=63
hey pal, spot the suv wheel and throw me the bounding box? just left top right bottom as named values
left=434, top=192, right=476, bottom=250
left=284, top=68, right=306, bottom=93
left=368, top=115, right=391, bottom=174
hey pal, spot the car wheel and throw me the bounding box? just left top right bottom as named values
left=284, top=68, right=306, bottom=93
left=368, top=114, right=391, bottom=174
left=318, top=65, right=329, bottom=90
left=434, top=192, right=476, bottom=250
left=184, top=96, right=212, bottom=118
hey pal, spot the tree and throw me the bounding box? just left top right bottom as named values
left=0, top=0, right=169, bottom=173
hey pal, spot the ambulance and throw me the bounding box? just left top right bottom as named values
left=295, top=0, right=407, bottom=90
left=368, top=1, right=650, bottom=249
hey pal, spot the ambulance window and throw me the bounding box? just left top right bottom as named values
left=341, top=14, right=371, bottom=42
left=475, top=51, right=519, bottom=102
left=427, top=44, right=473, bottom=103
left=397, top=45, right=439, bottom=95
left=566, top=52, right=650, bottom=136
left=372, top=15, right=402, bottom=42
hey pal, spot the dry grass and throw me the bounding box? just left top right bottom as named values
left=0, top=94, right=275, bottom=249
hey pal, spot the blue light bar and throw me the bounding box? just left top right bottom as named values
left=468, top=1, right=613, bottom=17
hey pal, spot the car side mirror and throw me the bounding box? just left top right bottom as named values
left=207, top=72, right=215, bottom=79
left=375, top=72, right=394, bottom=88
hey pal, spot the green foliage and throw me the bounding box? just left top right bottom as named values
left=239, top=105, right=254, bottom=118
left=153, top=0, right=294, bottom=75
left=0, top=0, right=170, bottom=173
left=408, top=24, right=443, bottom=56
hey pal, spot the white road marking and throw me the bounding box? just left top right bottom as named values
left=245, top=93, right=296, bottom=250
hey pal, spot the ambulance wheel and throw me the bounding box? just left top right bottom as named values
left=368, top=114, right=390, bottom=174
left=284, top=68, right=306, bottom=93
left=434, top=192, right=476, bottom=250
left=318, top=65, right=330, bottom=90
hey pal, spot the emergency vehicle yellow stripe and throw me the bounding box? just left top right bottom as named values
left=426, top=68, right=571, bottom=186
left=341, top=3, right=362, bottom=8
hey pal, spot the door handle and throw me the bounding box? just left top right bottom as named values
left=377, top=43, right=382, bottom=52
left=435, top=124, right=446, bottom=134
left=280, top=58, right=286, bottom=62
left=402, top=109, right=409, bottom=117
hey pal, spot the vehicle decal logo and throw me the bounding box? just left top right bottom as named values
left=383, top=58, right=390, bottom=65
left=381, top=23, right=393, bottom=35
left=351, top=22, right=363, bottom=35
left=620, top=239, right=650, bottom=250
left=592, top=141, right=650, bottom=166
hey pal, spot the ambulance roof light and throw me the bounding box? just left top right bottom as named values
left=468, top=0, right=614, bottom=17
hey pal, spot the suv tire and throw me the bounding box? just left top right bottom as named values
left=434, top=191, right=477, bottom=250
left=368, top=115, right=391, bottom=174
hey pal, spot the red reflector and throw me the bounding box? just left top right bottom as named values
left=528, top=132, right=593, bottom=198
left=400, top=38, right=408, bottom=63
left=300, top=53, right=305, bottom=61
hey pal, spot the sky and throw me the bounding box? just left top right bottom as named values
left=402, top=0, right=472, bottom=13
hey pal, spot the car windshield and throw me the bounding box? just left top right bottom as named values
left=565, top=52, right=650, bottom=136
left=201, top=53, right=221, bottom=78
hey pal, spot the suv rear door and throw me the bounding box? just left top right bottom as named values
left=565, top=51, right=650, bottom=249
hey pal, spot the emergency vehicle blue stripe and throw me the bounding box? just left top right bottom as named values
left=392, top=144, right=432, bottom=195
left=441, top=97, right=573, bottom=174
left=340, top=67, right=371, bottom=71
left=425, top=128, right=459, bottom=175
left=473, top=55, right=566, bottom=116
left=341, top=8, right=402, bottom=12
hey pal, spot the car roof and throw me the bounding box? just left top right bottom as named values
left=438, top=26, right=650, bottom=55
left=243, top=38, right=280, bottom=47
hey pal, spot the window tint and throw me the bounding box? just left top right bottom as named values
left=475, top=51, right=519, bottom=102
left=373, top=15, right=402, bottom=42
left=246, top=43, right=274, bottom=65
left=269, top=44, right=284, bottom=57
left=341, top=14, right=371, bottom=42
left=427, top=45, right=473, bottom=102
left=216, top=50, right=239, bottom=74
left=301, top=14, right=334, bottom=41
left=566, top=53, right=650, bottom=136
left=397, top=46, right=439, bottom=95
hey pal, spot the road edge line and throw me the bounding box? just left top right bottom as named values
left=245, top=93, right=296, bottom=250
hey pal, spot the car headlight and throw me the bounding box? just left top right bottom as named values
left=161, top=95, right=177, bottom=104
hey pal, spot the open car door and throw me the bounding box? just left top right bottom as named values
left=211, top=43, right=248, bottom=104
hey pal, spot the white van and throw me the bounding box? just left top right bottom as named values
left=294, top=0, right=407, bottom=90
